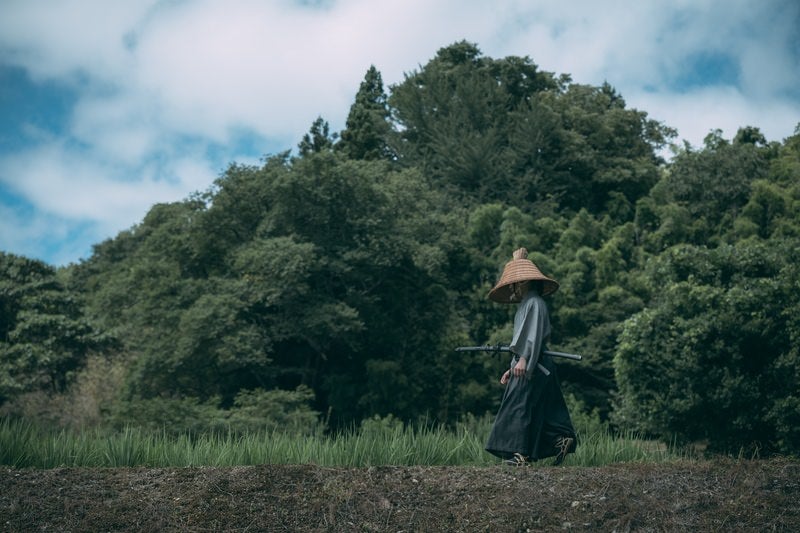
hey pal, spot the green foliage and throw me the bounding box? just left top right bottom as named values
left=227, top=386, right=322, bottom=435
left=298, top=117, right=337, bottom=156
left=2, top=44, right=798, bottom=459
left=651, top=127, right=770, bottom=241
left=389, top=41, right=671, bottom=211
left=108, top=386, right=322, bottom=437
left=389, top=41, right=553, bottom=202
left=109, top=396, right=227, bottom=436
left=66, top=149, right=467, bottom=427
left=0, top=253, right=105, bottom=403
left=338, top=66, right=395, bottom=161
left=735, top=179, right=793, bottom=239
left=1, top=416, right=684, bottom=468
left=564, top=393, right=608, bottom=438
left=614, top=240, right=800, bottom=454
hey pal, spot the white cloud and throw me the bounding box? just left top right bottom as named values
left=0, top=141, right=215, bottom=229
left=0, top=203, right=56, bottom=256
left=629, top=87, right=800, bottom=148
left=0, top=0, right=152, bottom=82
left=0, top=202, right=100, bottom=266
left=129, top=0, right=501, bottom=140
left=71, top=95, right=158, bottom=164
left=0, top=0, right=798, bottom=265
left=5, top=0, right=794, bottom=149
left=493, top=0, right=799, bottom=146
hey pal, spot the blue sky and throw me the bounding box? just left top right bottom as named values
left=1, top=0, right=798, bottom=267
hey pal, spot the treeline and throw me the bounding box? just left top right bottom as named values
left=1, top=42, right=798, bottom=455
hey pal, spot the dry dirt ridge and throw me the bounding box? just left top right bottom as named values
left=2, top=459, right=798, bottom=531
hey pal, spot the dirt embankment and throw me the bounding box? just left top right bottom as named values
left=2, top=459, right=798, bottom=531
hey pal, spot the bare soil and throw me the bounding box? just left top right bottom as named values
left=2, top=459, right=798, bottom=531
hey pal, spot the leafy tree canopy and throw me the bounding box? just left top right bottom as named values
left=1, top=253, right=106, bottom=403
left=1, top=43, right=797, bottom=457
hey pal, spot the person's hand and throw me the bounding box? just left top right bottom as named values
left=500, top=370, right=510, bottom=385
left=512, top=357, right=527, bottom=377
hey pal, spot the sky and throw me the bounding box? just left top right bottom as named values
left=1, top=0, right=798, bottom=267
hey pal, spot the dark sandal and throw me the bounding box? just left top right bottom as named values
left=503, top=452, right=530, bottom=467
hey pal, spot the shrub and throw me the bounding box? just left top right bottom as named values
left=613, top=240, right=800, bottom=455
left=226, top=385, right=324, bottom=436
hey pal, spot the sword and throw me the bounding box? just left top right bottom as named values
left=455, top=345, right=583, bottom=361
left=455, top=345, right=582, bottom=376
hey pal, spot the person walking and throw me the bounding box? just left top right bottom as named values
left=485, top=247, right=577, bottom=466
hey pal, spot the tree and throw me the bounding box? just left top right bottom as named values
left=388, top=42, right=671, bottom=213
left=556, top=83, right=669, bottom=212
left=39, top=42, right=797, bottom=440
left=0, top=253, right=104, bottom=403
left=298, top=117, right=337, bottom=156
left=733, top=125, right=767, bottom=147
left=258, top=152, right=466, bottom=423
left=389, top=41, right=555, bottom=201
left=338, top=66, right=395, bottom=161
left=662, top=128, right=769, bottom=233
left=613, top=240, right=800, bottom=454
left=734, top=180, right=791, bottom=239
left=69, top=147, right=473, bottom=426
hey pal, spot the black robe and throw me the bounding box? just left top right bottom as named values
left=485, top=291, right=577, bottom=461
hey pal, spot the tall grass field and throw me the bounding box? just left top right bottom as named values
left=0, top=416, right=685, bottom=469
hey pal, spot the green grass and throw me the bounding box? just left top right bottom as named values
left=0, top=417, right=686, bottom=469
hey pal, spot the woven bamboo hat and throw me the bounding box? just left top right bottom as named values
left=488, top=247, right=559, bottom=303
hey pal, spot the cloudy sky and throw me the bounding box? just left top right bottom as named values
left=1, top=0, right=798, bottom=266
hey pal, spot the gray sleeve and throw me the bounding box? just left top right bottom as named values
left=508, top=298, right=547, bottom=377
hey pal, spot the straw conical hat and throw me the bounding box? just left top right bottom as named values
left=488, top=247, right=559, bottom=303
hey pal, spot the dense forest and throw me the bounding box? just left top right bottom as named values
left=2, top=41, right=798, bottom=455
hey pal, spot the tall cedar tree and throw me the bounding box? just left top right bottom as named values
left=338, top=66, right=395, bottom=161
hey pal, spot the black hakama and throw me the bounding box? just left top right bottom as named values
left=485, top=291, right=577, bottom=461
